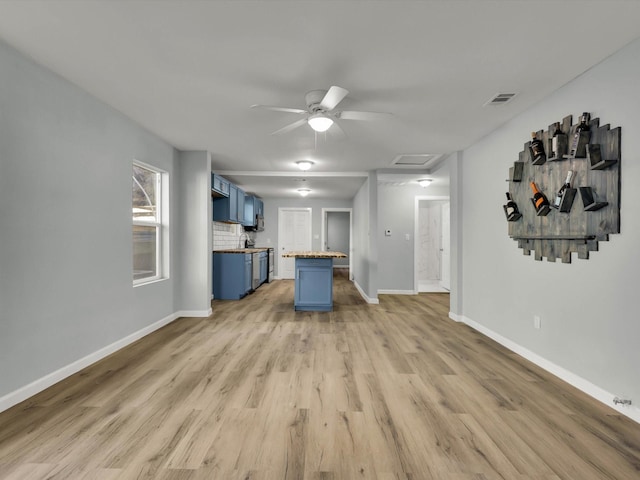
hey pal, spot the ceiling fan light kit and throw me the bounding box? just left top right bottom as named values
left=252, top=85, right=391, bottom=136
left=297, top=188, right=311, bottom=197
left=296, top=160, right=314, bottom=171
left=307, top=113, right=333, bottom=132
left=418, top=179, right=432, bottom=187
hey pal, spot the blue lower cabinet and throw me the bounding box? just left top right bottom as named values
left=213, top=253, right=251, bottom=300
left=294, top=258, right=333, bottom=311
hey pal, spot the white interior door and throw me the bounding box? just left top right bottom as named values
left=278, top=208, right=312, bottom=279
left=414, top=196, right=450, bottom=293
left=440, top=202, right=451, bottom=290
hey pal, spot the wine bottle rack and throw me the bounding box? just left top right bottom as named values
left=506, top=114, right=621, bottom=263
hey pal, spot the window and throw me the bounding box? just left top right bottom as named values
left=132, top=161, right=167, bottom=284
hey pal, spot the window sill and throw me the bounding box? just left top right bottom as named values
left=133, top=276, right=169, bottom=288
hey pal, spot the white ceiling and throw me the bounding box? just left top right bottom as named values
left=2, top=1, right=640, bottom=198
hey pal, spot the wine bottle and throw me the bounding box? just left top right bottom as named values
left=529, top=132, right=546, bottom=163
left=552, top=170, right=573, bottom=209
left=551, top=122, right=563, bottom=158
left=530, top=181, right=549, bottom=212
left=505, top=192, right=520, bottom=221
left=569, top=112, right=590, bottom=157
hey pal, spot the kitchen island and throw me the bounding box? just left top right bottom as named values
left=282, top=251, right=347, bottom=311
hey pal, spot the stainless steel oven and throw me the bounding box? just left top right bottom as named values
left=267, top=248, right=274, bottom=282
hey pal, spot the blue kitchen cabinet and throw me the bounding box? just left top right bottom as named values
left=243, top=195, right=264, bottom=228
left=211, top=173, right=230, bottom=197
left=213, top=253, right=252, bottom=299
left=213, top=183, right=237, bottom=222
left=236, top=186, right=246, bottom=223
left=243, top=194, right=255, bottom=227
left=213, top=183, right=245, bottom=223
left=259, top=251, right=268, bottom=284
left=294, top=258, right=333, bottom=311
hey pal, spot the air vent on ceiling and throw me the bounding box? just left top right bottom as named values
left=484, top=92, right=517, bottom=106
left=391, top=154, right=442, bottom=167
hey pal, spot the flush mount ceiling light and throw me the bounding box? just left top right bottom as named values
left=297, top=188, right=311, bottom=197
left=307, top=113, right=333, bottom=132
left=417, top=178, right=432, bottom=187
left=296, top=160, right=314, bottom=171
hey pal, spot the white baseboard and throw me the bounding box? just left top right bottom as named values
left=457, top=315, right=640, bottom=425
left=0, top=312, right=181, bottom=414
left=353, top=280, right=379, bottom=304
left=378, top=289, right=415, bottom=295
left=175, top=308, right=212, bottom=318
left=449, top=311, right=462, bottom=322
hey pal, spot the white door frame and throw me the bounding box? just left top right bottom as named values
left=321, top=208, right=353, bottom=279
left=278, top=207, right=312, bottom=279
left=414, top=195, right=449, bottom=294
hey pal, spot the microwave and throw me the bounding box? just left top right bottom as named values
left=246, top=215, right=264, bottom=232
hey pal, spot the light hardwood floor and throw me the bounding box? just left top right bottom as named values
left=1, top=270, right=639, bottom=479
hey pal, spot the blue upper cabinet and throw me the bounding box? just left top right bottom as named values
left=211, top=173, right=230, bottom=197
left=213, top=183, right=237, bottom=222
left=243, top=195, right=255, bottom=227
left=236, top=186, right=245, bottom=223
left=243, top=195, right=264, bottom=227
left=213, top=177, right=246, bottom=223
left=212, top=172, right=259, bottom=225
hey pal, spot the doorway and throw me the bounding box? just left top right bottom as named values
left=278, top=207, right=312, bottom=279
left=414, top=197, right=450, bottom=293
left=321, top=208, right=353, bottom=279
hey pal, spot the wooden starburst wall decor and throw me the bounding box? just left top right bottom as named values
left=504, top=113, right=621, bottom=263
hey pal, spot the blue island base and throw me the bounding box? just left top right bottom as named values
left=294, top=257, right=334, bottom=311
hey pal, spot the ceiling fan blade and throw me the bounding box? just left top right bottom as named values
left=320, top=86, right=349, bottom=111
left=329, top=119, right=347, bottom=139
left=271, top=118, right=308, bottom=135
left=338, top=110, right=392, bottom=121
left=251, top=104, right=306, bottom=114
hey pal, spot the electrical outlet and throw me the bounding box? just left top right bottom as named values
left=534, top=315, right=541, bottom=329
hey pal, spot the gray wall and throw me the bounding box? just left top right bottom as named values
left=254, top=196, right=352, bottom=276
left=448, top=151, right=464, bottom=318
left=175, top=151, right=212, bottom=314
left=460, top=38, right=640, bottom=406
left=352, top=178, right=370, bottom=296
left=352, top=172, right=380, bottom=301
left=377, top=182, right=449, bottom=291
left=0, top=39, right=189, bottom=401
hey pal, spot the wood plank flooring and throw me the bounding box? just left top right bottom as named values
left=1, top=270, right=639, bottom=479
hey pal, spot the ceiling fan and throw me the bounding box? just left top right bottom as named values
left=251, top=86, right=391, bottom=136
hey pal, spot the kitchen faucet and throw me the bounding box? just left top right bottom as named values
left=238, top=232, right=249, bottom=249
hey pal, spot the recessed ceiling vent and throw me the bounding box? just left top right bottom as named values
left=484, top=92, right=517, bottom=106
left=391, top=154, right=442, bottom=167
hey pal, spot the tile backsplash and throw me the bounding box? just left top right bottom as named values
left=212, top=221, right=254, bottom=250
